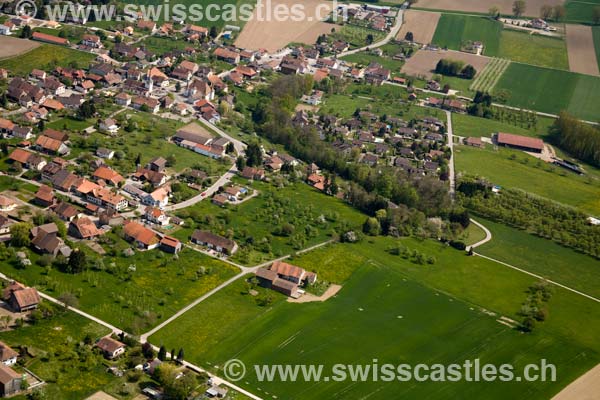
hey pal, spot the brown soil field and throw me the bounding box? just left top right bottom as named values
left=0, top=36, right=40, bottom=60
left=397, top=10, right=440, bottom=44
left=552, top=363, right=600, bottom=400
left=401, top=49, right=491, bottom=79
left=565, top=24, right=600, bottom=76
left=235, top=0, right=334, bottom=52
left=415, top=0, right=563, bottom=15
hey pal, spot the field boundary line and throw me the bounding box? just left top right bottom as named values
left=474, top=252, right=600, bottom=304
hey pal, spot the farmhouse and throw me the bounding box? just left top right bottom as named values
left=495, top=132, right=544, bottom=153
left=0, top=364, right=22, bottom=397
left=34, top=185, right=55, bottom=207
left=123, top=220, right=159, bottom=250
left=191, top=230, right=238, bottom=254
left=4, top=282, right=40, bottom=312
left=255, top=260, right=317, bottom=297
left=0, top=342, right=18, bottom=366
left=213, top=47, right=240, bottom=64
left=96, top=337, right=126, bottom=359
left=464, top=137, right=484, bottom=148
left=69, top=217, right=104, bottom=239
left=32, top=31, right=69, bottom=46
left=160, top=236, right=182, bottom=254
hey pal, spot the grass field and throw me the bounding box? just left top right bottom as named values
left=331, top=24, right=387, bottom=49
left=476, top=217, right=600, bottom=299
left=451, top=112, right=555, bottom=140
left=0, top=310, right=121, bottom=400
left=342, top=52, right=404, bottom=75
left=493, top=62, right=600, bottom=122
left=565, top=0, right=600, bottom=23
left=593, top=26, right=600, bottom=71
left=150, top=237, right=600, bottom=399
left=0, top=44, right=95, bottom=76
left=431, top=14, right=502, bottom=55
left=454, top=145, right=600, bottom=214
left=498, top=30, right=568, bottom=70
left=172, top=179, right=366, bottom=265
left=1, top=247, right=239, bottom=334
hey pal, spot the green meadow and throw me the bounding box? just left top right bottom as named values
left=432, top=14, right=502, bottom=54
left=150, top=237, right=600, bottom=400
left=476, top=218, right=600, bottom=299
left=0, top=247, right=239, bottom=334
left=454, top=145, right=600, bottom=215
left=0, top=44, right=95, bottom=76
left=493, top=62, right=600, bottom=122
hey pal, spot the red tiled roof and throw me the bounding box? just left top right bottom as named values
left=497, top=132, right=544, bottom=151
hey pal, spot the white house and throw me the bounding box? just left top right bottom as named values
left=99, top=118, right=119, bottom=134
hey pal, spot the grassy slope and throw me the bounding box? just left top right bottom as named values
left=0, top=44, right=95, bottom=76
left=150, top=237, right=600, bottom=399
left=454, top=145, right=600, bottom=215
left=1, top=248, right=239, bottom=333
left=476, top=217, right=600, bottom=298
left=494, top=62, right=600, bottom=122
left=498, top=30, right=568, bottom=70
left=432, top=14, right=502, bottom=54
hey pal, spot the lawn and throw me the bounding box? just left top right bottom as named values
left=451, top=112, right=555, bottom=140
left=342, top=52, right=404, bottom=75
left=331, top=24, right=387, bottom=49
left=66, top=111, right=229, bottom=175
left=476, top=217, right=600, bottom=299
left=173, top=179, right=367, bottom=265
left=431, top=14, right=502, bottom=55
left=454, top=145, right=600, bottom=215
left=150, top=237, right=600, bottom=399
left=0, top=310, right=132, bottom=400
left=1, top=246, right=239, bottom=334
left=498, top=30, right=568, bottom=70
left=137, top=36, right=191, bottom=54
left=493, top=62, right=600, bottom=122
left=0, top=44, right=95, bottom=76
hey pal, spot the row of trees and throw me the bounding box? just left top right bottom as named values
left=552, top=112, right=600, bottom=168
left=458, top=181, right=600, bottom=258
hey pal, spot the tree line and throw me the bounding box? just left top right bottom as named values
left=552, top=112, right=600, bottom=168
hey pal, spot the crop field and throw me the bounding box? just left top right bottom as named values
left=493, top=62, right=600, bottom=122
left=431, top=14, right=502, bottom=55
left=234, top=0, right=333, bottom=51
left=172, top=180, right=366, bottom=265
left=565, top=24, right=600, bottom=76
left=451, top=113, right=555, bottom=140
left=0, top=246, right=239, bottom=334
left=0, top=36, right=40, bottom=60
left=455, top=145, right=600, bottom=215
left=594, top=26, right=600, bottom=71
left=565, top=0, right=600, bottom=23
left=400, top=49, right=491, bottom=79
left=476, top=218, right=600, bottom=299
left=150, top=237, right=600, bottom=400
left=470, top=57, right=511, bottom=92
left=0, top=43, right=95, bottom=75
left=498, top=30, right=569, bottom=70
left=396, top=10, right=440, bottom=44
left=416, top=0, right=563, bottom=15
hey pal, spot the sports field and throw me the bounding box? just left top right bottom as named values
left=431, top=14, right=502, bottom=55
left=150, top=237, right=600, bottom=399
left=0, top=44, right=95, bottom=76
left=454, top=145, right=600, bottom=215
left=493, top=62, right=600, bottom=122
left=476, top=218, right=600, bottom=299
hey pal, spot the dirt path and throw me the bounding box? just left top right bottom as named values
left=288, top=284, right=342, bottom=303
left=552, top=363, right=600, bottom=400
left=565, top=24, right=600, bottom=77
left=397, top=10, right=440, bottom=45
